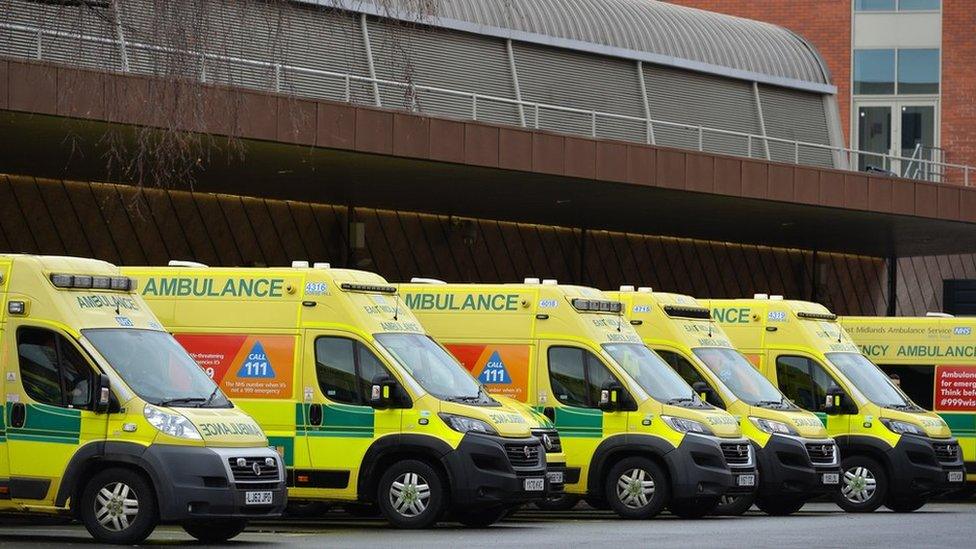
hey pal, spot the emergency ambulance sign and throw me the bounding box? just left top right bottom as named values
left=176, top=334, right=295, bottom=399
left=447, top=344, right=530, bottom=402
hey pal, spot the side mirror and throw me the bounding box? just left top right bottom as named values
left=369, top=375, right=399, bottom=409
left=692, top=381, right=714, bottom=403
left=824, top=386, right=847, bottom=416
left=94, top=374, right=111, bottom=414
left=599, top=381, right=624, bottom=412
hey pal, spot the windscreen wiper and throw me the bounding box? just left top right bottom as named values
left=666, top=397, right=696, bottom=405
left=755, top=399, right=787, bottom=408
left=202, top=385, right=222, bottom=408
left=157, top=397, right=207, bottom=407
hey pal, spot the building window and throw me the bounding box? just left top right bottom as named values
left=854, top=49, right=939, bottom=95
left=854, top=49, right=895, bottom=94
left=855, top=0, right=940, bottom=10
left=897, top=49, right=940, bottom=94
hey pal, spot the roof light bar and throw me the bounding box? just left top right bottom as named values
left=796, top=311, right=837, bottom=321
left=50, top=274, right=135, bottom=292
left=340, top=283, right=397, bottom=294
left=663, top=305, right=711, bottom=319
left=571, top=298, right=623, bottom=314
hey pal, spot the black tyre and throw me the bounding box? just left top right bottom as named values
left=79, top=467, right=158, bottom=545
left=535, top=494, right=581, bottom=511
left=182, top=519, right=248, bottom=543
left=286, top=501, right=332, bottom=518
left=884, top=495, right=927, bottom=513
left=455, top=505, right=508, bottom=528
left=755, top=495, right=806, bottom=516
left=583, top=496, right=611, bottom=510
left=833, top=456, right=888, bottom=513
left=377, top=459, right=447, bottom=528
left=604, top=457, right=669, bottom=519
left=669, top=496, right=720, bottom=519
left=344, top=503, right=381, bottom=518
left=712, top=493, right=755, bottom=516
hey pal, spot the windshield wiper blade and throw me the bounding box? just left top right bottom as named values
left=157, top=397, right=207, bottom=407
left=666, top=397, right=695, bottom=405
left=755, top=399, right=787, bottom=408
left=202, top=385, right=222, bottom=408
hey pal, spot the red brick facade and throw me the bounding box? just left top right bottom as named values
left=942, top=1, right=976, bottom=174
left=669, top=0, right=852, bottom=143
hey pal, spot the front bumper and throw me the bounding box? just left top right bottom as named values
left=665, top=434, right=758, bottom=504
left=442, top=433, right=551, bottom=509
left=755, top=436, right=841, bottom=497
left=886, top=436, right=964, bottom=498
left=145, top=445, right=287, bottom=522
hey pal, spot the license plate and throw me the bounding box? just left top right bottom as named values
left=246, top=491, right=274, bottom=505
left=822, top=473, right=840, bottom=485
left=524, top=478, right=545, bottom=492
left=547, top=471, right=564, bottom=484
left=737, top=474, right=756, bottom=487
left=948, top=470, right=964, bottom=483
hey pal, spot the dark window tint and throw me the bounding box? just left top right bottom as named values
left=585, top=353, right=616, bottom=406
left=657, top=350, right=724, bottom=408
left=17, top=327, right=93, bottom=408
left=315, top=337, right=390, bottom=405
left=548, top=347, right=588, bottom=407
left=775, top=356, right=837, bottom=413
left=878, top=364, right=934, bottom=409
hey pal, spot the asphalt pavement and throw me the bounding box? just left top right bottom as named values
left=0, top=502, right=971, bottom=547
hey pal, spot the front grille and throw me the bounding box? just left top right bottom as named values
left=228, top=456, right=281, bottom=482
left=505, top=443, right=542, bottom=468
left=805, top=442, right=837, bottom=465
left=933, top=441, right=960, bottom=464
left=532, top=429, right=562, bottom=454
left=721, top=443, right=752, bottom=466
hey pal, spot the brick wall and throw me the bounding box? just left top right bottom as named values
left=668, top=1, right=852, bottom=144
left=942, top=1, right=976, bottom=174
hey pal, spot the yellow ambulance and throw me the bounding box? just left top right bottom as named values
left=124, top=263, right=558, bottom=529
left=402, top=279, right=758, bottom=519
left=709, top=296, right=965, bottom=513
left=0, top=255, right=284, bottom=545
left=607, top=288, right=840, bottom=516
left=841, top=314, right=976, bottom=484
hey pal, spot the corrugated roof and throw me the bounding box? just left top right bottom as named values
left=303, top=0, right=833, bottom=92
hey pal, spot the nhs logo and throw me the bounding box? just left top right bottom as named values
left=953, top=327, right=972, bottom=336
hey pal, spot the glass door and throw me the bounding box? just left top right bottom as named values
left=899, top=105, right=936, bottom=179
left=855, top=100, right=938, bottom=178
left=857, top=105, right=892, bottom=172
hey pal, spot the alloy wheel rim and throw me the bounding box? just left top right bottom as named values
left=94, top=481, right=139, bottom=532
left=390, top=472, right=431, bottom=517
left=841, top=466, right=877, bottom=503
left=616, top=468, right=655, bottom=509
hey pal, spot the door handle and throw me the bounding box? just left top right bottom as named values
left=308, top=404, right=323, bottom=426
left=10, top=402, right=25, bottom=428
left=543, top=407, right=555, bottom=423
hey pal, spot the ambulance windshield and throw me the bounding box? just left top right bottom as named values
left=602, top=343, right=702, bottom=405
left=375, top=333, right=491, bottom=404
left=826, top=352, right=914, bottom=409
left=84, top=328, right=230, bottom=408
left=693, top=347, right=791, bottom=408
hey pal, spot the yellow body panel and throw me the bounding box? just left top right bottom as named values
left=401, top=282, right=743, bottom=496
left=608, top=290, right=830, bottom=447
left=841, top=315, right=976, bottom=481
left=124, top=265, right=559, bottom=503
left=707, top=298, right=952, bottom=447
left=0, top=255, right=266, bottom=515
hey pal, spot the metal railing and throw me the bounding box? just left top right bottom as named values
left=1, top=20, right=972, bottom=186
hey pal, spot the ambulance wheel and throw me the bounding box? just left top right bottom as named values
left=455, top=505, right=508, bottom=527
left=377, top=459, right=447, bottom=528
left=605, top=457, right=669, bottom=519
left=79, top=467, right=158, bottom=545
left=344, top=503, right=381, bottom=517
left=669, top=496, right=720, bottom=519
left=755, top=495, right=806, bottom=516
left=286, top=501, right=332, bottom=517
left=584, top=496, right=611, bottom=510
left=833, top=456, right=888, bottom=513
left=884, top=495, right=927, bottom=513
left=712, top=493, right=755, bottom=516
left=182, top=519, right=248, bottom=542
left=535, top=494, right=580, bottom=511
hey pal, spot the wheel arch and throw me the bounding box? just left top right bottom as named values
left=357, top=434, right=454, bottom=503
left=586, top=434, right=674, bottom=500
left=57, top=441, right=164, bottom=513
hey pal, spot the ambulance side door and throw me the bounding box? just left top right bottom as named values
left=770, top=352, right=853, bottom=435
left=4, top=324, right=107, bottom=507
left=299, top=331, right=401, bottom=500
left=539, top=342, right=630, bottom=492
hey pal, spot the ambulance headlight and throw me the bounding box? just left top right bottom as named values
left=661, top=415, right=714, bottom=436
left=749, top=417, right=799, bottom=436
left=880, top=418, right=925, bottom=436
left=439, top=413, right=497, bottom=435
left=144, top=404, right=203, bottom=440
